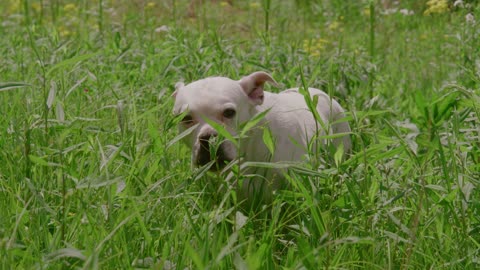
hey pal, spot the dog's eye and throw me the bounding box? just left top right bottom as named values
left=181, top=115, right=194, bottom=125
left=223, top=108, right=236, bottom=119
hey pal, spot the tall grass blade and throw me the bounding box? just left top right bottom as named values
left=0, top=82, right=31, bottom=91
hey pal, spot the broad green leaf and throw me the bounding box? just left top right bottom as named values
left=47, top=81, right=56, bottom=109
left=433, top=91, right=460, bottom=124
left=56, top=102, right=65, bottom=122
left=29, top=155, right=62, bottom=167
left=46, top=53, right=98, bottom=77
left=166, top=123, right=198, bottom=149
left=441, top=188, right=458, bottom=204
left=185, top=243, right=205, bottom=270
left=29, top=155, right=49, bottom=166
left=0, top=82, right=31, bottom=91
left=215, top=232, right=238, bottom=263
left=240, top=108, right=271, bottom=137
left=334, top=143, right=344, bottom=167
left=203, top=117, right=237, bottom=146
left=262, top=127, right=275, bottom=156
left=46, top=248, right=86, bottom=261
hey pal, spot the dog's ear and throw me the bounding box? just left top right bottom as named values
left=172, top=82, right=185, bottom=98
left=239, top=71, right=278, bottom=105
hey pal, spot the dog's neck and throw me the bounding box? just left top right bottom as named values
left=239, top=101, right=273, bottom=163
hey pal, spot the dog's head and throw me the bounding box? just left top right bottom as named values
left=172, top=71, right=277, bottom=170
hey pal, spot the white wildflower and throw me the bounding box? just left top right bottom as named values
left=155, top=25, right=169, bottom=33
left=399, top=9, right=414, bottom=16
left=454, top=0, right=464, bottom=7
left=466, top=13, right=475, bottom=24
left=383, top=8, right=398, bottom=15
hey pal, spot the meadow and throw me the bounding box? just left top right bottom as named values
left=1, top=0, right=479, bottom=269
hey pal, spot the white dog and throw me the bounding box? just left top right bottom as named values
left=173, top=71, right=351, bottom=207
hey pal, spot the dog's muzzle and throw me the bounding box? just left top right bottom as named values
left=196, top=133, right=231, bottom=170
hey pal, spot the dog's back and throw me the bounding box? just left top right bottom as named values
left=259, top=88, right=351, bottom=160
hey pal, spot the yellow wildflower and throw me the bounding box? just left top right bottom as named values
left=363, top=7, right=370, bottom=17
left=328, top=21, right=341, bottom=32
left=58, top=26, right=71, bottom=37
left=250, top=2, right=260, bottom=9
left=64, top=3, right=77, bottom=13
left=302, top=38, right=329, bottom=58
left=32, top=2, right=41, bottom=13
left=424, top=0, right=449, bottom=15
left=146, top=2, right=155, bottom=8
left=7, top=0, right=20, bottom=14
left=310, top=50, right=320, bottom=57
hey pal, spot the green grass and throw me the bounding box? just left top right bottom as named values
left=1, top=0, right=480, bottom=269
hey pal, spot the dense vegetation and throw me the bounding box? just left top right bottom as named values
left=1, top=0, right=479, bottom=268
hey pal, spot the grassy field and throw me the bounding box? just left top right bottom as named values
left=1, top=0, right=480, bottom=269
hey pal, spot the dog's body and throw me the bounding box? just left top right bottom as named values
left=173, top=72, right=351, bottom=206
left=246, top=88, right=351, bottom=162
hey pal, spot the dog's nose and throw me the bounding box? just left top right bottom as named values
left=199, top=133, right=217, bottom=142
left=196, top=132, right=230, bottom=170
left=199, top=133, right=217, bottom=149
left=197, top=133, right=217, bottom=166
